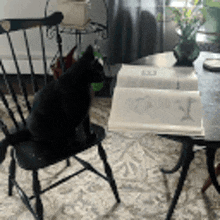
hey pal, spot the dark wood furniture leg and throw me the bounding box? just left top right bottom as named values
left=98, top=143, right=121, bottom=203
left=161, top=135, right=220, bottom=220
left=164, top=140, right=194, bottom=220
left=161, top=144, right=184, bottom=174
left=8, top=148, right=16, bottom=196
left=66, top=159, right=71, bottom=167
left=11, top=178, right=39, bottom=219
left=33, top=170, right=43, bottom=220
left=205, top=147, right=220, bottom=194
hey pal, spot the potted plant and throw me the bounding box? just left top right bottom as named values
left=158, top=0, right=207, bottom=66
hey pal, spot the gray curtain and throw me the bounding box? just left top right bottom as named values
left=107, top=0, right=161, bottom=64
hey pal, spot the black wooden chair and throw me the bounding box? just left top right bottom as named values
left=0, top=12, right=120, bottom=220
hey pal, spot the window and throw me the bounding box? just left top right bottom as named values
left=169, top=0, right=203, bottom=7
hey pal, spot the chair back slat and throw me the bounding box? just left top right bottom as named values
left=0, top=89, right=19, bottom=130
left=23, top=30, right=39, bottom=94
left=39, top=26, right=49, bottom=86
left=0, top=59, right=13, bottom=95
left=7, top=30, right=32, bottom=113
left=0, top=12, right=64, bottom=132
left=6, top=32, right=22, bottom=78
left=0, top=119, right=10, bottom=136
left=20, top=80, right=31, bottom=114
left=6, top=81, right=26, bottom=126
left=55, top=25, right=65, bottom=75
left=0, top=60, right=27, bottom=126
left=6, top=32, right=31, bottom=110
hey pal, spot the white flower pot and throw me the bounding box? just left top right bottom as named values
left=57, top=0, right=90, bottom=28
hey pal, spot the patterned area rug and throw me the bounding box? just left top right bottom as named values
left=0, top=97, right=220, bottom=219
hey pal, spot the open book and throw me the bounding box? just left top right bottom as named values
left=108, top=65, right=205, bottom=137
left=116, top=64, right=198, bottom=90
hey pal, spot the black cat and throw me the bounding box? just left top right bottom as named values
left=0, top=45, right=104, bottom=163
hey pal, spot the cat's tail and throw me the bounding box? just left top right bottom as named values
left=0, top=129, right=32, bottom=164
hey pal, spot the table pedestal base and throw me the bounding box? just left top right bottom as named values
left=161, top=138, right=194, bottom=220
left=160, top=135, right=220, bottom=220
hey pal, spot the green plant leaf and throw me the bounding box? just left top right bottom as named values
left=199, top=8, right=207, bottom=21
left=174, top=17, right=180, bottom=23
left=205, top=0, right=220, bottom=8
left=194, top=0, right=199, bottom=5
left=168, top=6, right=181, bottom=15
left=186, top=9, right=192, bottom=18
left=156, top=13, right=163, bottom=22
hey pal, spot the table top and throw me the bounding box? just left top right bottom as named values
left=133, top=51, right=220, bottom=141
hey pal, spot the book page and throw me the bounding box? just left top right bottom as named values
left=108, top=87, right=204, bottom=136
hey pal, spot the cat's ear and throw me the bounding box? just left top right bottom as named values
left=86, top=45, right=93, bottom=54
left=82, top=45, right=94, bottom=60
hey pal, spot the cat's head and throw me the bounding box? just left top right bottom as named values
left=80, top=45, right=104, bottom=83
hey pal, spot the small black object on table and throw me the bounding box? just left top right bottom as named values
left=133, top=51, right=220, bottom=220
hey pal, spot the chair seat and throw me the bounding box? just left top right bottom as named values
left=14, top=123, right=105, bottom=170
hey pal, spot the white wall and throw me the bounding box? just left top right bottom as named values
left=1, top=0, right=47, bottom=18
left=0, top=0, right=180, bottom=74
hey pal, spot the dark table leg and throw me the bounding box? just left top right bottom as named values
left=206, top=147, right=220, bottom=194
left=165, top=140, right=194, bottom=220
left=161, top=144, right=184, bottom=174
left=98, top=143, right=121, bottom=203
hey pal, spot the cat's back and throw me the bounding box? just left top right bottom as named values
left=31, top=80, right=60, bottom=113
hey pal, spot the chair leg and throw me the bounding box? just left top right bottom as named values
left=98, top=143, right=121, bottom=203
left=66, top=158, right=70, bottom=167
left=8, top=148, right=16, bottom=196
left=33, top=170, right=43, bottom=220
left=165, top=141, right=194, bottom=220
left=11, top=179, right=39, bottom=220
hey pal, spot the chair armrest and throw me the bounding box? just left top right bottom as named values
left=0, top=12, right=64, bottom=34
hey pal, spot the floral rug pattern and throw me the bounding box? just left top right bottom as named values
left=0, top=97, right=220, bottom=219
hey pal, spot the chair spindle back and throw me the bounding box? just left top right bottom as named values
left=0, top=12, right=64, bottom=134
